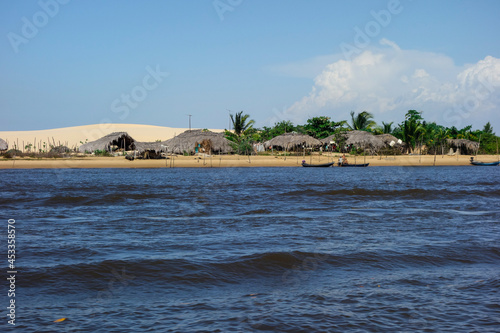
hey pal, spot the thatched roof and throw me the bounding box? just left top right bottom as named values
left=446, top=139, right=479, bottom=155
left=79, top=132, right=135, bottom=153
left=133, top=142, right=165, bottom=153
left=376, top=134, right=404, bottom=146
left=264, top=133, right=322, bottom=149
left=0, top=138, right=8, bottom=151
left=317, top=132, right=402, bottom=151
left=320, top=135, right=337, bottom=145
left=343, top=130, right=385, bottom=153
left=162, top=130, right=232, bottom=154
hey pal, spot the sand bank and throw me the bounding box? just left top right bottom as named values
left=1, top=124, right=498, bottom=169
left=1, top=154, right=497, bottom=169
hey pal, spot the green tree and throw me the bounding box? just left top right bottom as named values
left=434, top=126, right=450, bottom=155
left=382, top=121, right=393, bottom=134
left=405, top=110, right=423, bottom=122
left=224, top=111, right=257, bottom=155
left=228, top=135, right=253, bottom=155
left=349, top=111, right=376, bottom=131
left=259, top=120, right=297, bottom=141
left=448, top=126, right=459, bottom=138
left=401, top=118, right=425, bottom=153
left=483, top=122, right=493, bottom=135
left=478, top=122, right=498, bottom=154
left=303, top=116, right=346, bottom=139
left=393, top=110, right=426, bottom=153
left=456, top=125, right=473, bottom=140
left=230, top=111, right=255, bottom=137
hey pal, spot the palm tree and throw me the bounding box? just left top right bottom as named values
left=349, top=111, right=376, bottom=131
left=401, top=118, right=425, bottom=153
left=483, top=122, right=493, bottom=135
left=382, top=121, right=393, bottom=134
left=230, top=111, right=255, bottom=137
left=456, top=125, right=473, bottom=140
left=436, top=127, right=450, bottom=156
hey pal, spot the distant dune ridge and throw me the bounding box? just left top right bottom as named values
left=0, top=124, right=224, bottom=150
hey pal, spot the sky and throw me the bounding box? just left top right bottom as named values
left=1, top=0, right=500, bottom=132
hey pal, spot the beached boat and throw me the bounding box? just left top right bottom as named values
left=338, top=163, right=369, bottom=167
left=301, top=161, right=334, bottom=167
left=470, top=161, right=500, bottom=166
left=469, top=156, right=499, bottom=166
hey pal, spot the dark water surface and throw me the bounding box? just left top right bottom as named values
left=1, top=166, right=499, bottom=332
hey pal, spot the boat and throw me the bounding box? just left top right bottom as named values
left=338, top=163, right=369, bottom=167
left=469, top=157, right=499, bottom=166
left=301, top=161, right=334, bottom=167
left=470, top=161, right=500, bottom=166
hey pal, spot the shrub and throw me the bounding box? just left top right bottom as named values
left=2, top=149, right=23, bottom=159
left=50, top=145, right=71, bottom=154
left=94, top=150, right=113, bottom=157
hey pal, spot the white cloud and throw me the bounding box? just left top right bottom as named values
left=379, top=38, right=400, bottom=51
left=413, top=69, right=429, bottom=78
left=282, top=41, right=500, bottom=130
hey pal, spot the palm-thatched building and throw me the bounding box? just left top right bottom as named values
left=343, top=130, right=385, bottom=154
left=132, top=141, right=166, bottom=159
left=320, top=135, right=337, bottom=145
left=319, top=132, right=402, bottom=153
left=376, top=134, right=403, bottom=147
left=79, top=132, right=135, bottom=153
left=0, top=138, right=8, bottom=152
left=264, top=133, right=322, bottom=151
left=446, top=139, right=479, bottom=155
left=162, top=130, right=232, bottom=155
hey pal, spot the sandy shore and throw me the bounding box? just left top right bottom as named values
left=1, top=154, right=497, bottom=169
left=1, top=124, right=498, bottom=169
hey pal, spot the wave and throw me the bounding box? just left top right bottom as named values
left=21, top=245, right=500, bottom=288
left=38, top=192, right=176, bottom=207
left=239, top=209, right=273, bottom=216
left=283, top=188, right=500, bottom=198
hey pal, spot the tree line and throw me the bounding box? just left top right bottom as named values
left=226, top=110, right=499, bottom=155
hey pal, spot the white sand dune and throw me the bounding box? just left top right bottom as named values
left=0, top=124, right=223, bottom=150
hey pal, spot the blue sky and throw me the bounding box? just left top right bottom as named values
left=1, top=0, right=500, bottom=132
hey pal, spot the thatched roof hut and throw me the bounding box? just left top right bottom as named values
left=318, top=132, right=401, bottom=152
left=79, top=132, right=135, bottom=153
left=264, top=133, right=322, bottom=150
left=320, top=135, right=337, bottom=145
left=132, top=141, right=167, bottom=159
left=133, top=142, right=165, bottom=153
left=376, top=134, right=404, bottom=147
left=343, top=130, right=385, bottom=153
left=446, top=139, right=479, bottom=155
left=0, top=138, right=8, bottom=151
left=162, top=130, right=232, bottom=154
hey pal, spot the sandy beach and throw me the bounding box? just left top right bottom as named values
left=1, top=124, right=498, bottom=169
left=1, top=154, right=497, bottom=169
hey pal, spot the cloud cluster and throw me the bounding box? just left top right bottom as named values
left=284, top=40, right=500, bottom=129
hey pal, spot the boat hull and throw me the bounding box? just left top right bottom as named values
left=301, top=162, right=334, bottom=167
left=338, top=163, right=369, bottom=167
left=470, top=161, right=500, bottom=166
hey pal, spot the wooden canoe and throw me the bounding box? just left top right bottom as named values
left=301, top=162, right=334, bottom=167
left=470, top=161, right=499, bottom=166
left=338, top=163, right=369, bottom=167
